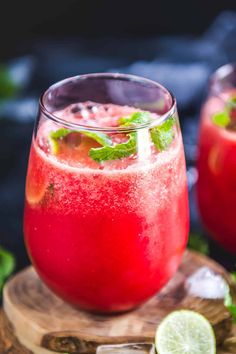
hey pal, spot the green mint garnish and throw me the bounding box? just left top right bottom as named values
left=0, top=247, right=15, bottom=293
left=187, top=233, right=209, bottom=255
left=212, top=96, right=236, bottom=129
left=89, top=112, right=175, bottom=162
left=49, top=111, right=176, bottom=162
left=89, top=133, right=136, bottom=162
left=88, top=111, right=151, bottom=163
left=49, top=128, right=112, bottom=154
left=150, top=116, right=175, bottom=151
left=212, top=112, right=230, bottom=128
left=119, top=111, right=151, bottom=126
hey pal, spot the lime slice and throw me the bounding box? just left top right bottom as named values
left=25, top=168, right=47, bottom=205
left=155, top=310, right=216, bottom=354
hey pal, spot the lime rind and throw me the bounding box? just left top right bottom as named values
left=49, top=136, right=60, bottom=155
left=155, top=310, right=216, bottom=354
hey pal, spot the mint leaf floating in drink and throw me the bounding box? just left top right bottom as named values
left=0, top=247, right=15, bottom=292
left=49, top=128, right=112, bottom=154
left=212, top=96, right=236, bottom=129
left=150, top=116, right=175, bottom=151
left=212, top=112, right=230, bottom=128
left=89, top=111, right=151, bottom=162
left=49, top=111, right=176, bottom=162
left=89, top=112, right=176, bottom=162
left=121, top=111, right=176, bottom=152
left=119, top=111, right=151, bottom=126
left=89, top=133, right=137, bottom=162
left=80, top=131, right=112, bottom=146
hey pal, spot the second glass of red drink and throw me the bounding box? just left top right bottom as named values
left=24, top=73, right=189, bottom=313
left=197, top=64, right=236, bottom=253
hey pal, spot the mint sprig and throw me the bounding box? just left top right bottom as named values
left=89, top=112, right=175, bottom=162
left=89, top=111, right=151, bottom=163
left=150, top=116, right=175, bottom=151
left=49, top=128, right=112, bottom=154
left=89, top=133, right=136, bottom=162
left=212, top=112, right=230, bottom=128
left=119, top=111, right=151, bottom=126
left=49, top=111, right=176, bottom=162
left=212, top=96, right=236, bottom=128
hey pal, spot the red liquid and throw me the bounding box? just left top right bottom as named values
left=24, top=103, right=189, bottom=312
left=197, top=91, right=236, bottom=253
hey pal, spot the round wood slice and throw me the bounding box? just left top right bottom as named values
left=1, top=250, right=235, bottom=354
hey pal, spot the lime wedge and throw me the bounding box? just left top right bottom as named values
left=155, top=310, right=216, bottom=354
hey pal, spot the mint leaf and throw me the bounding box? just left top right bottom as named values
left=0, top=247, right=15, bottom=292
left=89, top=111, right=151, bottom=163
left=224, top=284, right=236, bottom=323
left=150, top=116, right=175, bottom=151
left=89, top=133, right=136, bottom=162
left=119, top=111, right=151, bottom=126
left=81, top=131, right=112, bottom=146
left=212, top=112, right=230, bottom=128
left=49, top=128, right=112, bottom=155
left=89, top=112, right=176, bottom=162
left=50, top=112, right=176, bottom=162
left=50, top=128, right=112, bottom=146
left=187, top=233, right=209, bottom=255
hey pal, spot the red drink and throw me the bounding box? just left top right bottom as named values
left=24, top=74, right=189, bottom=312
left=197, top=64, right=236, bottom=253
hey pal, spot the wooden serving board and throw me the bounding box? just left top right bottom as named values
left=0, top=250, right=235, bottom=354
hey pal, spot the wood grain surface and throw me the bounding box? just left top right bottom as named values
left=0, top=250, right=235, bottom=353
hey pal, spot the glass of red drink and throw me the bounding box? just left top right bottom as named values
left=197, top=63, right=236, bottom=253
left=24, top=73, right=189, bottom=313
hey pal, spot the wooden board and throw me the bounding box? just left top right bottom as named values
left=0, top=250, right=236, bottom=354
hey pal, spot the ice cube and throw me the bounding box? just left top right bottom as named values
left=185, top=266, right=228, bottom=299
left=96, top=343, right=155, bottom=354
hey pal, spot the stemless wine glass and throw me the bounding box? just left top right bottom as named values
left=197, top=63, right=236, bottom=253
left=24, top=73, right=189, bottom=313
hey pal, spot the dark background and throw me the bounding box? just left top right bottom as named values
left=1, top=0, right=236, bottom=273
left=1, top=0, right=236, bottom=58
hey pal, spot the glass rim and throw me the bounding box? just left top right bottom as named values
left=210, top=62, right=236, bottom=85
left=39, top=73, right=177, bottom=133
